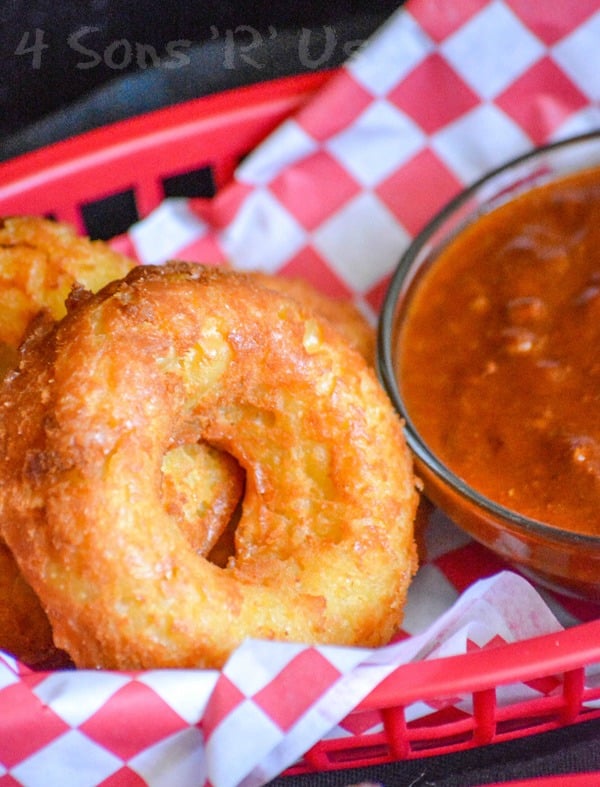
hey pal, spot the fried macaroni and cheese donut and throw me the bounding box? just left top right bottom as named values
left=0, top=262, right=418, bottom=670
left=0, top=218, right=367, bottom=666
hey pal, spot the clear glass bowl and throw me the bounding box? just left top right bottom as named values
left=378, top=130, right=600, bottom=601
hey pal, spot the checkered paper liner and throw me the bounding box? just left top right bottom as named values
left=3, top=1, right=600, bottom=785
left=1, top=571, right=585, bottom=787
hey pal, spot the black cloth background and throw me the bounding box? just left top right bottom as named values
left=1, top=2, right=600, bottom=784
left=0, top=1, right=400, bottom=160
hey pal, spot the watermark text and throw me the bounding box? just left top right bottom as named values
left=15, top=25, right=366, bottom=71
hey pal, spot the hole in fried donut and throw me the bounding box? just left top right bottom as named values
left=160, top=441, right=245, bottom=563
left=206, top=494, right=244, bottom=568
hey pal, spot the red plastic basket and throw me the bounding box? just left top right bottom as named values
left=1, top=72, right=600, bottom=776
left=0, top=71, right=332, bottom=233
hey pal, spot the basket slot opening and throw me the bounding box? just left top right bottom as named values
left=80, top=189, right=139, bottom=240
left=306, top=739, right=390, bottom=769
left=405, top=707, right=478, bottom=753
left=162, top=166, right=216, bottom=200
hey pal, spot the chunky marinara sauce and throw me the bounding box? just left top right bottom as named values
left=398, top=165, right=600, bottom=535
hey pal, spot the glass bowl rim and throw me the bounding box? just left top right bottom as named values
left=377, top=129, right=600, bottom=550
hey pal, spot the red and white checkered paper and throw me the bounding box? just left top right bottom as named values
left=3, top=1, right=600, bottom=785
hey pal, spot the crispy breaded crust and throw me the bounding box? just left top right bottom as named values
left=247, top=271, right=376, bottom=364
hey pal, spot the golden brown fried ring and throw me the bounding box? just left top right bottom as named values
left=0, top=262, right=418, bottom=670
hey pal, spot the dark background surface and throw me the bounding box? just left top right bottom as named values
left=2, top=2, right=600, bottom=784
left=0, top=1, right=401, bottom=160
